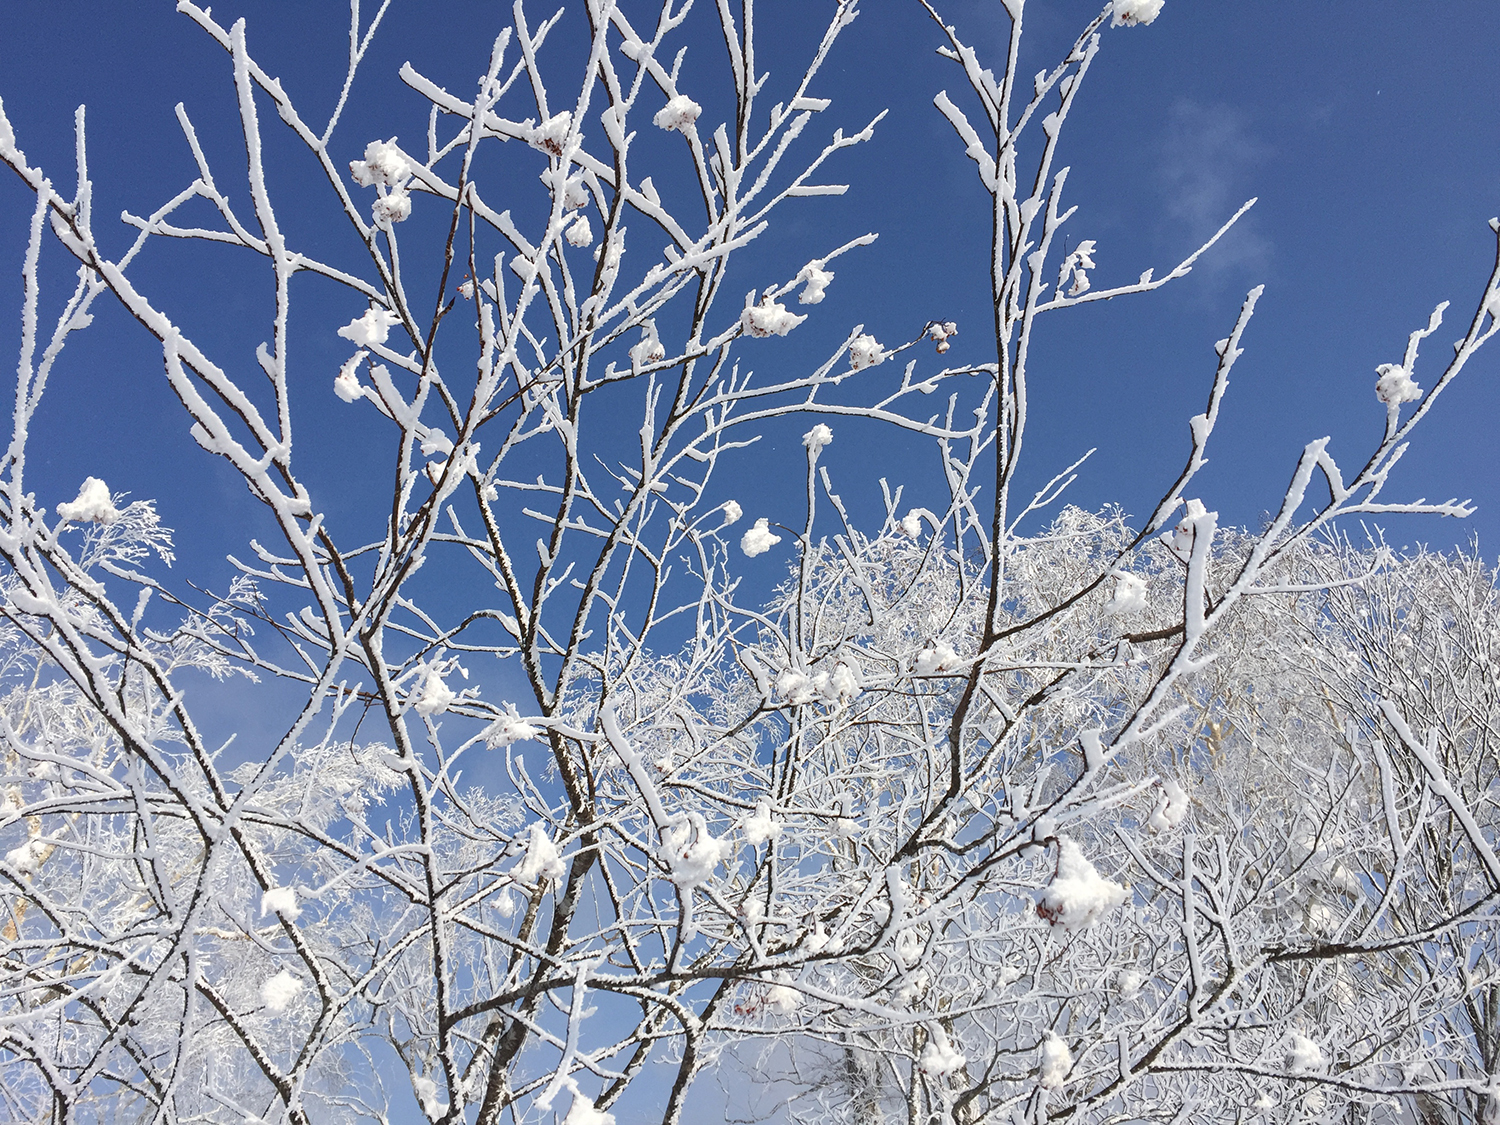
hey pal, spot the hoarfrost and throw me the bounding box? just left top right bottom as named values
left=565, top=214, right=594, bottom=247
left=486, top=704, right=542, bottom=748
left=349, top=138, right=410, bottom=187
left=563, top=1094, right=615, bottom=1125
left=413, top=671, right=456, bottom=717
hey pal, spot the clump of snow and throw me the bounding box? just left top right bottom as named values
left=1111, top=0, right=1164, bottom=27
left=896, top=968, right=930, bottom=1006
left=261, top=885, right=301, bottom=921
left=529, top=112, right=573, bottom=156
left=653, top=94, right=702, bottom=132
left=1286, top=1032, right=1326, bottom=1073
left=919, top=1026, right=967, bottom=1077
left=777, top=669, right=816, bottom=706
left=486, top=703, right=542, bottom=748
left=1117, top=968, right=1145, bottom=997
left=372, top=190, right=412, bottom=224
left=764, top=981, right=800, bottom=1016
left=817, top=662, right=860, bottom=705
left=915, top=640, right=961, bottom=676
left=339, top=307, right=402, bottom=348
left=5, top=837, right=45, bottom=873
left=261, top=969, right=303, bottom=1012
left=541, top=166, right=590, bottom=209
left=565, top=214, right=594, bottom=247
left=1148, top=778, right=1190, bottom=833
left=630, top=322, right=666, bottom=369
left=412, top=1074, right=448, bottom=1121
left=413, top=671, right=456, bottom=717
left=1104, top=571, right=1148, bottom=615
left=742, top=296, right=806, bottom=338
left=742, top=799, right=781, bottom=846
left=927, top=320, right=958, bottom=354
left=350, top=139, right=410, bottom=187
left=804, top=920, right=831, bottom=954
left=741, top=518, right=781, bottom=557
left=563, top=1094, right=615, bottom=1125
left=1375, top=362, right=1421, bottom=405
left=515, top=822, right=567, bottom=884
left=1058, top=240, right=1097, bottom=297
left=663, top=815, right=730, bottom=890
left=334, top=352, right=366, bottom=403
left=1036, top=837, right=1128, bottom=929
left=1170, top=498, right=1209, bottom=558
left=797, top=266, right=834, bottom=305
left=900, top=510, right=924, bottom=539
left=1039, top=1031, right=1073, bottom=1088
left=722, top=500, right=743, bottom=525
left=57, top=478, right=119, bottom=525
left=802, top=423, right=834, bottom=453
left=849, top=334, right=886, bottom=370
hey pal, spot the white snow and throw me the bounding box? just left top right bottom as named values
left=563, top=1094, right=615, bottom=1125
left=261, top=885, right=301, bottom=921
left=1111, top=0, right=1164, bottom=27
left=338, top=307, right=402, bottom=348
left=777, top=669, right=816, bottom=706
left=900, top=510, right=924, bottom=539
left=1171, top=498, right=1208, bottom=557
left=1117, top=968, right=1145, bottom=997
left=1039, top=1031, right=1073, bottom=1088
left=413, top=671, right=456, bottom=717
left=56, top=478, right=119, bottom=525
left=261, top=969, right=303, bottom=1012
left=1375, top=362, right=1421, bottom=405
left=1104, top=571, right=1148, bottom=615
left=1060, top=240, right=1097, bottom=297
left=629, top=322, right=665, bottom=369
left=515, top=822, right=567, bottom=884
left=485, top=704, right=542, bottom=748
left=802, top=423, right=834, bottom=453
left=1148, top=778, right=1190, bottom=832
left=742, top=296, right=806, bottom=337
left=915, top=640, right=961, bottom=676
left=823, top=662, right=860, bottom=704
left=334, top=352, right=366, bottom=403
left=664, top=815, right=730, bottom=890
left=722, top=500, right=743, bottom=525
left=349, top=138, right=410, bottom=187
left=741, top=518, right=781, bottom=557
left=927, top=320, right=958, bottom=354
left=1286, top=1032, right=1326, bottom=1073
left=529, top=112, right=573, bottom=156
left=372, top=189, right=412, bottom=224
left=653, top=94, right=702, bottom=132
left=5, top=837, right=44, bottom=873
left=797, top=266, right=834, bottom=305
left=1036, top=837, right=1128, bottom=929
left=742, top=799, right=781, bottom=846
left=412, top=1074, right=448, bottom=1121
left=919, top=1026, right=967, bottom=1077
left=565, top=214, right=594, bottom=247
left=849, top=334, right=886, bottom=370
left=764, top=982, right=800, bottom=1015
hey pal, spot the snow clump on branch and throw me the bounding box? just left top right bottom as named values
left=350, top=139, right=410, bottom=188
left=339, top=307, right=401, bottom=348
left=653, top=94, right=702, bottom=132
left=1036, top=837, right=1129, bottom=929
left=56, top=478, right=119, bottom=525
left=741, top=518, right=782, bottom=557
left=919, top=1025, right=967, bottom=1077
left=260, top=885, right=300, bottom=921
left=1375, top=362, right=1421, bottom=405
left=1111, top=0, right=1164, bottom=27
left=664, top=814, right=730, bottom=890
left=1104, top=571, right=1148, bottom=615
left=413, top=671, right=456, bottom=717
left=797, top=265, right=834, bottom=305
left=485, top=704, right=542, bottom=748
left=334, top=352, right=366, bottom=403
left=1148, top=778, right=1191, bottom=832
left=927, top=320, right=958, bottom=353
left=742, top=799, right=781, bottom=846
left=722, top=500, right=743, bottom=525
left=803, top=423, right=833, bottom=453
left=1039, top=1031, right=1073, bottom=1088
left=849, top=333, right=886, bottom=370
left=1286, top=1032, right=1327, bottom=1073
left=260, top=969, right=303, bottom=1012
left=742, top=296, right=807, bottom=337
left=528, top=112, right=573, bottom=156
left=515, top=823, right=566, bottom=885
left=563, top=1095, right=615, bottom=1125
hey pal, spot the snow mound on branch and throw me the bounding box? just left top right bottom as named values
left=1036, top=837, right=1128, bottom=929
left=803, top=423, right=833, bottom=453
left=1111, top=0, right=1164, bottom=27
left=915, top=640, right=961, bottom=676
left=563, top=1094, right=615, bottom=1125
left=920, top=1026, right=967, bottom=1076
left=900, top=510, right=924, bottom=538
left=5, top=837, right=45, bottom=873
left=653, top=94, right=702, bottom=132
left=742, top=296, right=806, bottom=337
left=529, top=112, right=573, bottom=156
left=1148, top=778, right=1190, bottom=832
left=1286, top=1032, right=1326, bottom=1073
left=777, top=669, right=816, bottom=705
left=261, top=969, right=303, bottom=1012
left=565, top=214, right=593, bottom=247
left=1375, top=362, right=1421, bottom=405
left=1117, top=968, right=1145, bottom=997
left=1104, top=571, right=1148, bottom=615
left=413, top=671, right=456, bottom=717
left=927, top=320, right=958, bottom=353
left=764, top=981, right=800, bottom=1015
left=261, top=886, right=300, bottom=921
left=1039, top=1031, right=1073, bottom=1088
left=849, top=334, right=885, bottom=370
left=815, top=661, right=860, bottom=705
left=350, top=139, right=409, bottom=187
left=629, top=322, right=665, bottom=368
left=515, top=822, right=566, bottom=884
left=741, top=518, right=781, bottom=557
left=722, top=500, right=743, bottom=525
left=663, top=815, right=730, bottom=890
left=485, top=704, right=542, bottom=748
left=797, top=266, right=834, bottom=305
left=334, top=352, right=366, bottom=403
left=372, top=190, right=412, bottom=224
left=56, top=478, right=119, bottom=525
left=1170, top=498, right=1208, bottom=558
left=412, top=1074, right=448, bottom=1121
left=339, top=307, right=401, bottom=348
left=742, top=799, right=781, bottom=846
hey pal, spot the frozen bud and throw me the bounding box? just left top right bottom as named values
left=1039, top=1031, right=1073, bottom=1089
left=1036, top=837, right=1128, bottom=929
left=742, top=296, right=807, bottom=338
left=802, top=423, right=834, bottom=452
left=372, top=188, right=412, bottom=225
left=565, top=214, right=594, bottom=247
left=1103, top=571, right=1148, bottom=615
left=927, top=320, right=958, bottom=353
left=849, top=333, right=886, bottom=370
left=339, top=307, right=402, bottom=348
left=334, top=351, right=366, bottom=403
left=920, top=1026, right=967, bottom=1077
left=1375, top=362, right=1421, bottom=405
left=797, top=265, right=834, bottom=305
left=349, top=138, right=410, bottom=188
left=722, top=500, right=743, bottom=525
left=485, top=703, right=542, bottom=748
left=529, top=111, right=573, bottom=156
left=260, top=885, right=301, bottom=921
left=741, top=517, right=782, bottom=557
left=413, top=671, right=456, bottom=717
left=653, top=93, right=702, bottom=132
left=1111, top=0, right=1164, bottom=26
left=56, top=477, right=119, bottom=525
left=261, top=969, right=303, bottom=1012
